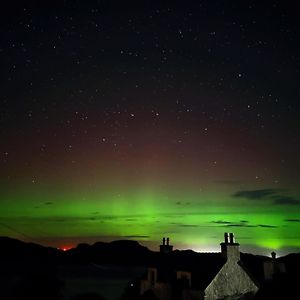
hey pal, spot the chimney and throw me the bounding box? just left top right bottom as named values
left=220, top=233, right=240, bottom=262
left=224, top=232, right=229, bottom=244
left=160, top=237, right=173, bottom=253
left=229, top=233, right=235, bottom=244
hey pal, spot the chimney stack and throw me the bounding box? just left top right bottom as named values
left=160, top=237, right=173, bottom=253
left=271, top=251, right=276, bottom=260
left=229, top=233, right=235, bottom=244
left=221, top=233, right=240, bottom=261
left=224, top=232, right=229, bottom=244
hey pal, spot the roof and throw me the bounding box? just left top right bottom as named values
left=148, top=250, right=226, bottom=290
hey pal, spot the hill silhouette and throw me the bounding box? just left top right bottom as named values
left=66, top=240, right=151, bottom=264
left=1, top=236, right=300, bottom=300
left=0, top=236, right=63, bottom=262
left=1, top=236, right=300, bottom=273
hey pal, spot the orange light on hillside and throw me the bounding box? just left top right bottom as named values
left=58, top=245, right=73, bottom=251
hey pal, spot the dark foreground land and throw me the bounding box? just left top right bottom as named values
left=0, top=237, right=299, bottom=300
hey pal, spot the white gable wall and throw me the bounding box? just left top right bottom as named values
left=204, top=260, right=259, bottom=300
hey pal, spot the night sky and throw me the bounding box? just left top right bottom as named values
left=1, top=1, right=300, bottom=255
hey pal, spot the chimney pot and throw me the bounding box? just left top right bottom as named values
left=229, top=233, right=235, bottom=244
left=224, top=232, right=229, bottom=244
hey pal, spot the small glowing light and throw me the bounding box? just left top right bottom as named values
left=59, top=246, right=73, bottom=252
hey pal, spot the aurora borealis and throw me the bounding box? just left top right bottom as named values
left=0, top=1, right=300, bottom=255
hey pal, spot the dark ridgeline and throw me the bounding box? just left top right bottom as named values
left=0, top=236, right=63, bottom=261
left=0, top=236, right=300, bottom=300
left=0, top=237, right=65, bottom=300
left=67, top=240, right=152, bottom=264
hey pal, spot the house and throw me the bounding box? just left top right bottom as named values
left=139, top=233, right=259, bottom=300
left=263, top=251, right=286, bottom=281
left=160, top=237, right=173, bottom=254
left=204, top=233, right=259, bottom=299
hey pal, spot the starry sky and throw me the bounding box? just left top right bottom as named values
left=0, top=0, right=300, bottom=255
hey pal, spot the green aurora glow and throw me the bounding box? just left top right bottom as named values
left=1, top=182, right=299, bottom=255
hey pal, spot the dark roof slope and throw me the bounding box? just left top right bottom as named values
left=149, top=250, right=226, bottom=290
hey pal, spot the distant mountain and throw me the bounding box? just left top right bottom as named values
left=1, top=236, right=300, bottom=277
left=65, top=239, right=152, bottom=264
left=0, top=236, right=62, bottom=262
left=0, top=236, right=153, bottom=265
